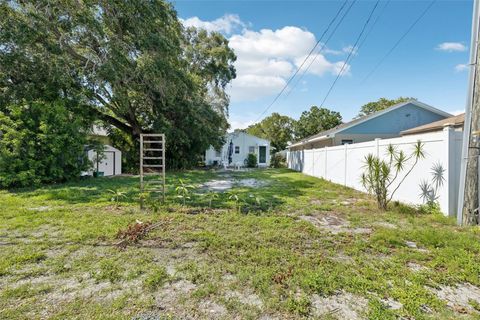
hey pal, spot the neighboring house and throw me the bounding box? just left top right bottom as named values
left=205, top=131, right=271, bottom=167
left=401, top=113, right=465, bottom=136
left=83, top=125, right=122, bottom=177
left=288, top=100, right=452, bottom=151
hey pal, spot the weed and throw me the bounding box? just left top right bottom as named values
left=144, top=266, right=169, bottom=291
left=95, top=259, right=123, bottom=283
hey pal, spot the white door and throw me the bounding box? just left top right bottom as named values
left=98, top=152, right=115, bottom=176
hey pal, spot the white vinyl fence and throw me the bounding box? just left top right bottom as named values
left=287, top=127, right=463, bottom=216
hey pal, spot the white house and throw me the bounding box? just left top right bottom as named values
left=205, top=131, right=271, bottom=167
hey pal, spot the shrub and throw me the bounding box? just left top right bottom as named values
left=361, top=141, right=425, bottom=210
left=144, top=266, right=168, bottom=291
left=246, top=153, right=257, bottom=168
left=270, top=153, right=286, bottom=168
left=0, top=101, right=92, bottom=188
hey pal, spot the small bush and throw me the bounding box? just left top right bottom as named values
left=246, top=153, right=257, bottom=168
left=270, top=153, right=286, bottom=168
left=144, top=266, right=168, bottom=291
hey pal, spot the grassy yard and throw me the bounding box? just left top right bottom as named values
left=1, top=168, right=480, bottom=319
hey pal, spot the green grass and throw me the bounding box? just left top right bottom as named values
left=0, top=168, right=479, bottom=319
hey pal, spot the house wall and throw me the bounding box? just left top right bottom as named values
left=287, top=127, right=463, bottom=216
left=341, top=103, right=447, bottom=135
left=333, top=133, right=398, bottom=145
left=205, top=132, right=271, bottom=166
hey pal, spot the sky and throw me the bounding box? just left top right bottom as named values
left=173, top=0, right=473, bottom=130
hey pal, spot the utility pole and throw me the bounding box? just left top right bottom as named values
left=458, top=0, right=480, bottom=225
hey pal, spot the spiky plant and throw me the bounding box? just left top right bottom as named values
left=361, top=141, right=425, bottom=210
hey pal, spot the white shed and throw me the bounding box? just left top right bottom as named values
left=85, top=145, right=122, bottom=176
left=205, top=131, right=270, bottom=167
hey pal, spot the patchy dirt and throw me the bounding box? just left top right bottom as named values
left=26, top=206, right=52, bottom=212
left=374, top=222, right=397, bottom=229
left=198, top=300, right=227, bottom=318
left=332, top=252, right=354, bottom=264
left=236, top=178, right=268, bottom=188
left=405, top=241, right=430, bottom=253
left=381, top=298, right=403, bottom=310
left=299, top=213, right=372, bottom=235
left=311, top=291, right=368, bottom=319
left=225, top=290, right=263, bottom=308
left=200, top=179, right=234, bottom=191
left=200, top=177, right=268, bottom=192
left=155, top=280, right=197, bottom=312
left=407, top=262, right=428, bottom=272
left=430, top=283, right=480, bottom=314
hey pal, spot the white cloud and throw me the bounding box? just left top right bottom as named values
left=455, top=63, right=469, bottom=72
left=228, top=115, right=255, bottom=131
left=181, top=15, right=350, bottom=102
left=227, top=25, right=350, bottom=102
left=436, top=42, right=467, bottom=52
left=180, top=14, right=245, bottom=34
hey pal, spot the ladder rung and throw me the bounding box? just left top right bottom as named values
left=142, top=164, right=163, bottom=168
left=144, top=148, right=163, bottom=151
left=143, top=141, right=163, bottom=143
left=141, top=134, right=164, bottom=137
left=143, top=157, right=163, bottom=159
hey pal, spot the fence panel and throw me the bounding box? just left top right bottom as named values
left=287, top=129, right=462, bottom=216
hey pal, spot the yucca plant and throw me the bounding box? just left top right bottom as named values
left=175, top=179, right=194, bottom=206
left=361, top=141, right=425, bottom=210
left=419, top=162, right=445, bottom=206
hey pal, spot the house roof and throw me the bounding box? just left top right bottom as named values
left=288, top=100, right=452, bottom=148
left=227, top=131, right=270, bottom=144
left=400, top=113, right=465, bottom=136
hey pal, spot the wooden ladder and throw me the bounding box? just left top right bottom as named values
left=140, top=133, right=165, bottom=206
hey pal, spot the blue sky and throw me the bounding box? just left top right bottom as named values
left=173, top=0, right=473, bottom=129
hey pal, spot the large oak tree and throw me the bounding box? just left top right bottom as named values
left=0, top=0, right=236, bottom=169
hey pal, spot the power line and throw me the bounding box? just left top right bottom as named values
left=252, top=0, right=350, bottom=123
left=355, top=0, right=391, bottom=55
left=285, top=0, right=357, bottom=98
left=318, top=0, right=381, bottom=108
left=362, top=0, right=436, bottom=83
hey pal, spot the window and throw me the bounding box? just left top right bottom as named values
left=341, top=139, right=353, bottom=145
left=235, top=146, right=240, bottom=154
left=248, top=146, right=255, bottom=153
left=215, top=149, right=221, bottom=157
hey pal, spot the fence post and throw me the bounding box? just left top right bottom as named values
left=344, top=144, right=348, bottom=186
left=324, top=146, right=328, bottom=180
left=443, top=125, right=455, bottom=216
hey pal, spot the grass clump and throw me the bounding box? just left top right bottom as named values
left=144, top=266, right=169, bottom=291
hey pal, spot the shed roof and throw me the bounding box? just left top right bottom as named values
left=400, top=113, right=465, bottom=136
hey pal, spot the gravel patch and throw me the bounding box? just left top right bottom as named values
left=299, top=214, right=372, bottom=235
left=225, top=290, right=263, bottom=308
left=430, top=283, right=480, bottom=314
left=311, top=291, right=368, bottom=319
left=381, top=298, right=403, bottom=310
